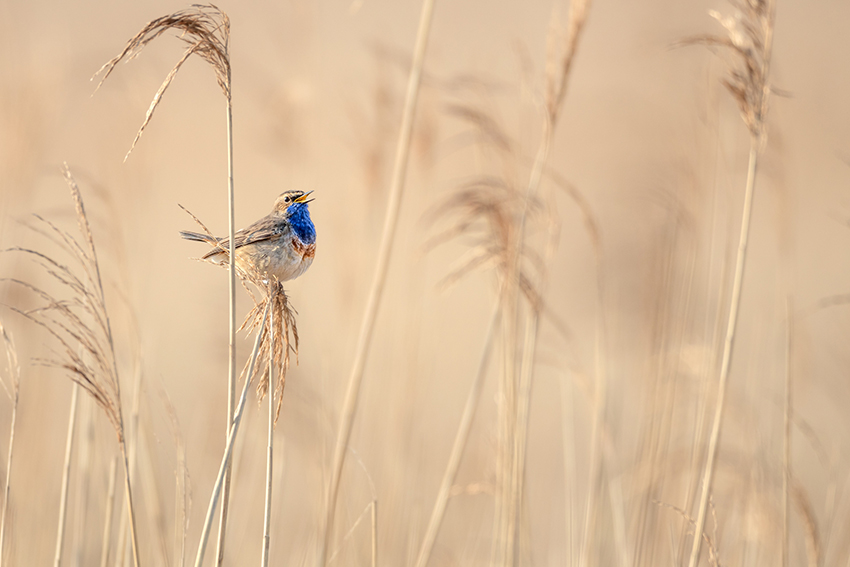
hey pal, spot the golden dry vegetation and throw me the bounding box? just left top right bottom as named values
left=1, top=1, right=850, bottom=566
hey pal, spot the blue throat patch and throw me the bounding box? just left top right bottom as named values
left=288, top=202, right=316, bottom=244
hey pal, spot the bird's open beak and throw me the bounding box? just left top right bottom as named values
left=295, top=191, right=314, bottom=204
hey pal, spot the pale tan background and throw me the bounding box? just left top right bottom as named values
left=1, top=0, right=850, bottom=565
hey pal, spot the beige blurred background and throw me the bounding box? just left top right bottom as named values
left=1, top=0, right=850, bottom=565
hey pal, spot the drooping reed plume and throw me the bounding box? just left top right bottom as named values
left=5, top=165, right=141, bottom=567
left=94, top=6, right=239, bottom=565
left=682, top=1, right=777, bottom=565
left=417, top=2, right=594, bottom=565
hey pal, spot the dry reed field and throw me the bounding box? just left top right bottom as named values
left=1, top=0, right=850, bottom=566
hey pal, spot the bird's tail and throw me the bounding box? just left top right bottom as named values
left=179, top=230, right=217, bottom=244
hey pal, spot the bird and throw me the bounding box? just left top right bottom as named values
left=180, top=190, right=316, bottom=283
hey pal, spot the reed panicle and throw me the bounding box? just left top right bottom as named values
left=92, top=4, right=231, bottom=161
left=239, top=280, right=299, bottom=423
left=684, top=2, right=776, bottom=566
left=6, top=165, right=141, bottom=566
left=95, top=7, right=238, bottom=563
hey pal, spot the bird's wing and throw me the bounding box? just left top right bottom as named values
left=201, top=215, right=285, bottom=258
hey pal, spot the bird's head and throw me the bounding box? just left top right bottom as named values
left=273, top=190, right=314, bottom=216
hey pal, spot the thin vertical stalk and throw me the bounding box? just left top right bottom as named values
left=370, top=501, right=377, bottom=567
left=119, top=440, right=142, bottom=567
left=687, top=139, right=759, bottom=567
left=507, top=311, right=540, bottom=564
left=782, top=297, right=792, bottom=567
left=414, top=305, right=499, bottom=567
left=72, top=397, right=94, bottom=567
left=261, top=306, right=274, bottom=567
left=217, top=86, right=237, bottom=567
left=54, top=383, right=80, bottom=567
left=195, top=301, right=270, bottom=567
left=581, top=315, right=607, bottom=567
left=100, top=456, right=119, bottom=567
left=687, top=2, right=775, bottom=564
left=0, top=358, right=18, bottom=567
left=0, top=399, right=14, bottom=567
left=320, top=1, right=436, bottom=564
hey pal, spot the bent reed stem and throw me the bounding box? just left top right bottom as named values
left=195, top=301, right=270, bottom=567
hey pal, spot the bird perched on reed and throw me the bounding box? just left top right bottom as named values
left=180, top=190, right=316, bottom=283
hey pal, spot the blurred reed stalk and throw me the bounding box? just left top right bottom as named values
left=413, top=305, right=499, bottom=567
left=320, top=0, right=436, bottom=564
left=99, top=456, right=119, bottom=567
left=783, top=297, right=792, bottom=567
left=261, top=300, right=275, bottom=567
left=7, top=166, right=141, bottom=566
left=54, top=383, right=80, bottom=567
left=684, top=1, right=776, bottom=565
left=497, top=1, right=592, bottom=565
left=0, top=322, right=19, bottom=567
left=92, top=8, right=236, bottom=564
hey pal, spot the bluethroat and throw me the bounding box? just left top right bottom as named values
left=180, top=190, right=316, bottom=283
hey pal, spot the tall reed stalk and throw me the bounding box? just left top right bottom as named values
left=413, top=306, right=499, bottom=567
left=194, top=301, right=270, bottom=567
left=9, top=167, right=142, bottom=566
left=496, top=2, right=591, bottom=564
left=0, top=322, right=19, bottom=567
left=54, top=384, right=80, bottom=567
left=261, top=305, right=275, bottom=567
left=686, top=2, right=776, bottom=565
left=92, top=8, right=235, bottom=563
left=320, top=1, right=436, bottom=564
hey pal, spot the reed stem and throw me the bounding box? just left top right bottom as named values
left=414, top=305, right=499, bottom=567
left=195, top=301, right=270, bottom=567
left=687, top=138, right=759, bottom=567
left=54, top=383, right=79, bottom=567
left=217, top=78, right=237, bottom=567
left=261, top=304, right=274, bottom=567
left=99, top=456, right=119, bottom=567
left=320, top=1, right=436, bottom=563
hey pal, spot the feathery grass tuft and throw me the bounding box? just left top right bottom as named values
left=6, top=165, right=141, bottom=567
left=240, top=280, right=299, bottom=423
left=93, top=4, right=231, bottom=161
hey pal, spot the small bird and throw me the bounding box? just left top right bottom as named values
left=180, top=190, right=316, bottom=283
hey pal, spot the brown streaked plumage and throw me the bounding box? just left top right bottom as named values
left=180, top=190, right=316, bottom=283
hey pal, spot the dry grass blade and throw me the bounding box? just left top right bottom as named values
left=93, top=4, right=231, bottom=159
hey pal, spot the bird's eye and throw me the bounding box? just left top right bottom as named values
left=284, top=196, right=291, bottom=203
